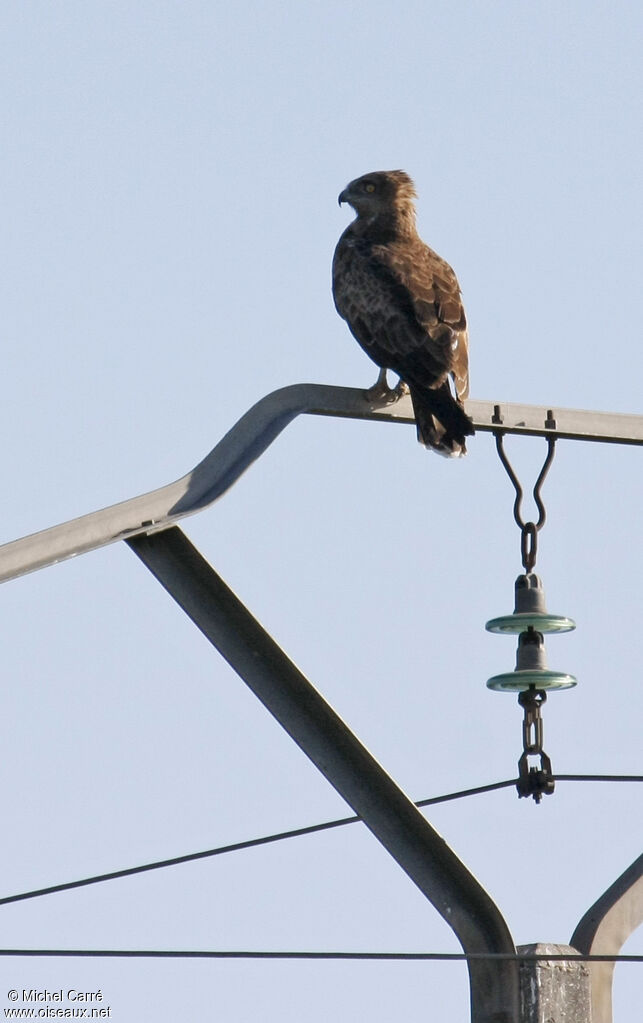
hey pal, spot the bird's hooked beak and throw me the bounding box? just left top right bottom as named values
left=338, top=188, right=349, bottom=207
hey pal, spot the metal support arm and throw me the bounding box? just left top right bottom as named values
left=570, top=853, right=643, bottom=1023
left=1, top=384, right=641, bottom=586
left=127, top=526, right=520, bottom=1023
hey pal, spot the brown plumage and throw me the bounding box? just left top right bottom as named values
left=332, top=170, right=474, bottom=457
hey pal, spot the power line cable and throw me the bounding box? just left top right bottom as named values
left=0, top=775, right=640, bottom=910
left=0, top=778, right=515, bottom=909
left=553, top=774, right=643, bottom=783
left=0, top=949, right=640, bottom=962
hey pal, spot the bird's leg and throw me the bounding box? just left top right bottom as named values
left=365, top=368, right=400, bottom=405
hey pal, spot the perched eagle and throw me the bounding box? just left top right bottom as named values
left=333, top=170, right=474, bottom=457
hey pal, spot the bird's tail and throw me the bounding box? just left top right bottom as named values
left=408, top=382, right=475, bottom=458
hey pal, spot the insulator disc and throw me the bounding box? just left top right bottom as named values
left=486, top=669, right=578, bottom=692
left=485, top=613, right=576, bottom=635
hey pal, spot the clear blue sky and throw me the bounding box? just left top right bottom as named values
left=0, top=1, right=641, bottom=1019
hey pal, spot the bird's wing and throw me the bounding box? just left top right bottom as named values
left=333, top=233, right=469, bottom=398
left=376, top=240, right=470, bottom=400
left=332, top=234, right=413, bottom=364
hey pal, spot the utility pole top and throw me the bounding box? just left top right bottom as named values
left=518, top=946, right=591, bottom=1023
left=0, top=382, right=640, bottom=1022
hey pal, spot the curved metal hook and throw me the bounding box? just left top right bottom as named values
left=494, top=434, right=557, bottom=572
left=531, top=437, right=557, bottom=530
left=494, top=433, right=556, bottom=532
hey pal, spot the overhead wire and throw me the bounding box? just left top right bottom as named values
left=552, top=774, right=643, bottom=783
left=0, top=949, right=640, bottom=962
left=0, top=774, right=640, bottom=910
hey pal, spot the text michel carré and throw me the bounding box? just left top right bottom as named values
left=22, top=990, right=102, bottom=1003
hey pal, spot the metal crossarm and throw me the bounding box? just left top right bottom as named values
left=127, top=526, right=520, bottom=1023
left=0, top=383, right=641, bottom=585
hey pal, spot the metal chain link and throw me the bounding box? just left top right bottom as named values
left=517, top=688, right=555, bottom=802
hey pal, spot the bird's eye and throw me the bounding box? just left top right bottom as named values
left=364, top=182, right=376, bottom=193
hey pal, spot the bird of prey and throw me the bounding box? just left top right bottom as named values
left=332, top=170, right=474, bottom=457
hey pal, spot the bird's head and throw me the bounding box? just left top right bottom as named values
left=337, top=170, right=417, bottom=219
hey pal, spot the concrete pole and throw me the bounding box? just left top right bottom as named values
left=518, top=945, right=591, bottom=1022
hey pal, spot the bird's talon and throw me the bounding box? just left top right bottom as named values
left=363, top=368, right=395, bottom=404
left=364, top=382, right=399, bottom=405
